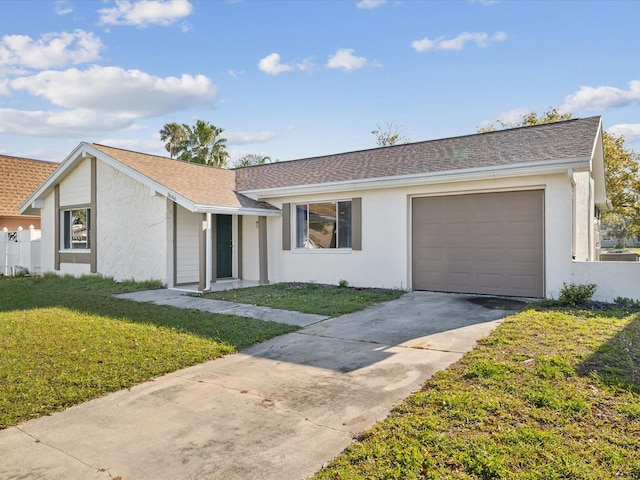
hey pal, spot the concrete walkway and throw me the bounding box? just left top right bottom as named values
left=0, top=291, right=522, bottom=480
left=116, top=288, right=329, bottom=327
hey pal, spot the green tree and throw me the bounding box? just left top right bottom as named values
left=159, top=122, right=186, bottom=159
left=478, top=107, right=640, bottom=236
left=233, top=153, right=273, bottom=168
left=159, top=120, right=229, bottom=168
left=372, top=122, right=410, bottom=147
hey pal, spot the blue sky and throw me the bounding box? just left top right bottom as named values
left=1, top=0, right=639, bottom=164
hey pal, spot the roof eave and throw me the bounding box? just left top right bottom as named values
left=193, top=204, right=280, bottom=216
left=241, top=157, right=593, bottom=199
left=19, top=142, right=88, bottom=214
left=590, top=119, right=611, bottom=212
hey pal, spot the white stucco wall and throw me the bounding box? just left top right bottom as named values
left=572, top=171, right=593, bottom=261
left=96, top=160, right=170, bottom=283
left=569, top=261, right=640, bottom=302
left=263, top=172, right=578, bottom=296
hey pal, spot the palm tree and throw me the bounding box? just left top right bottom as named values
left=160, top=120, right=230, bottom=168
left=207, top=124, right=229, bottom=168
left=159, top=122, right=187, bottom=159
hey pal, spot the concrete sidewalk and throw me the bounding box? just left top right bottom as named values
left=115, top=288, right=329, bottom=327
left=0, top=291, right=522, bottom=480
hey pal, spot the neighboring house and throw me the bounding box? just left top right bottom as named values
left=0, top=155, right=58, bottom=231
left=21, top=116, right=610, bottom=299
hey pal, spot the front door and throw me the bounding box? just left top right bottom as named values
left=216, top=215, right=233, bottom=278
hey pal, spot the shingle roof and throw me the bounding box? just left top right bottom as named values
left=235, top=116, right=601, bottom=192
left=0, top=155, right=58, bottom=217
left=90, top=144, right=278, bottom=212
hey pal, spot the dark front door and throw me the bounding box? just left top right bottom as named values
left=216, top=215, right=233, bottom=278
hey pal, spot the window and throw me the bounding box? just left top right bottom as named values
left=61, top=208, right=91, bottom=250
left=295, top=201, right=352, bottom=249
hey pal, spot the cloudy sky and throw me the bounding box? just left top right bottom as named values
left=1, top=0, right=639, bottom=163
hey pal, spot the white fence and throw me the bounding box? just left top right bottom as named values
left=1, top=226, right=41, bottom=276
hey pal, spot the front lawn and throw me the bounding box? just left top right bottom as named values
left=313, top=305, right=640, bottom=479
left=200, top=282, right=405, bottom=317
left=0, top=275, right=297, bottom=429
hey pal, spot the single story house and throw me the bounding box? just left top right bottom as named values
left=21, top=116, right=610, bottom=298
left=0, top=155, right=58, bottom=231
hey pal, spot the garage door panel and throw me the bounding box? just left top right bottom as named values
left=412, top=191, right=543, bottom=297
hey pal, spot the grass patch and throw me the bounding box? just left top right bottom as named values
left=0, top=275, right=297, bottom=429
left=313, top=306, right=640, bottom=479
left=200, top=282, right=404, bottom=317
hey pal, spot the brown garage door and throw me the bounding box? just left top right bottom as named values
left=412, top=190, right=544, bottom=297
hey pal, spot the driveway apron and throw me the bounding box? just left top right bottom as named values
left=0, top=291, right=521, bottom=480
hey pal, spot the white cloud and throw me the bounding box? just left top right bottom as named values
left=10, top=65, right=216, bottom=115
left=54, top=0, right=74, bottom=15
left=562, top=81, right=640, bottom=112
left=296, top=58, right=315, bottom=73
left=98, top=0, right=193, bottom=28
left=326, top=48, right=368, bottom=71
left=0, top=30, right=103, bottom=70
left=0, top=108, right=135, bottom=136
left=226, top=131, right=278, bottom=144
left=228, top=69, right=244, bottom=78
left=258, top=53, right=294, bottom=75
left=497, top=108, right=528, bottom=125
left=0, top=79, right=9, bottom=96
left=412, top=31, right=507, bottom=52
left=1, top=66, right=216, bottom=136
left=356, top=0, right=386, bottom=9
left=470, top=0, right=501, bottom=5
left=607, top=124, right=640, bottom=141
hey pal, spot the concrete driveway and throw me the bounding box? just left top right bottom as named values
left=0, top=291, right=522, bottom=480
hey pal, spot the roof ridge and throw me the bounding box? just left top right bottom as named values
left=240, top=116, right=601, bottom=167
left=91, top=143, right=232, bottom=172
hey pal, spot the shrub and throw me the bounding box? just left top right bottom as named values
left=338, top=279, right=349, bottom=288
left=558, top=283, right=597, bottom=306
left=614, top=296, right=640, bottom=309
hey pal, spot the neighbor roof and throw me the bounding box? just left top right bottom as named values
left=89, top=144, right=278, bottom=213
left=235, top=116, right=602, bottom=192
left=0, top=155, right=58, bottom=218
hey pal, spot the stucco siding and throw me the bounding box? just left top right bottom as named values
left=176, top=206, right=200, bottom=284
left=96, top=160, right=169, bottom=283
left=264, top=172, right=575, bottom=296
left=570, top=261, right=640, bottom=302
left=573, top=171, right=592, bottom=261
left=59, top=158, right=91, bottom=206
left=59, top=262, right=91, bottom=276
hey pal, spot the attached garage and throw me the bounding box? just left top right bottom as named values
left=412, top=190, right=544, bottom=297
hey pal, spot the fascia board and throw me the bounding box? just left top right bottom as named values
left=81, top=144, right=200, bottom=213
left=590, top=121, right=611, bottom=212
left=19, top=142, right=87, bottom=214
left=194, top=205, right=281, bottom=216
left=241, top=157, right=592, bottom=200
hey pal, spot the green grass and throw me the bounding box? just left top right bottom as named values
left=200, top=282, right=405, bottom=317
left=313, top=306, right=640, bottom=480
left=0, top=275, right=297, bottom=428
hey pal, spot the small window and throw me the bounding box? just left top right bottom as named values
left=295, top=201, right=352, bottom=249
left=61, top=208, right=90, bottom=250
